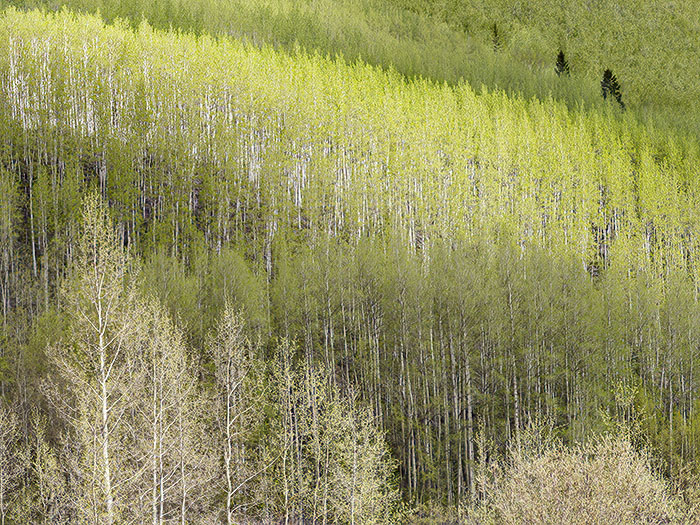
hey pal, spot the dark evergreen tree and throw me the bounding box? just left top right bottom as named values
left=601, top=68, right=624, bottom=109
left=555, top=50, right=569, bottom=76
left=492, top=23, right=502, bottom=51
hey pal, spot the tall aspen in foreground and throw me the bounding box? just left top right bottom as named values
left=46, top=193, right=142, bottom=524
left=139, top=297, right=202, bottom=525
left=207, top=304, right=266, bottom=524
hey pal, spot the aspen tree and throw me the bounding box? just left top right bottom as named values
left=327, top=395, right=400, bottom=524
left=272, top=341, right=399, bottom=523
left=137, top=296, right=203, bottom=525
left=206, top=304, right=268, bottom=524
left=0, top=402, right=21, bottom=525
left=0, top=170, right=18, bottom=402
left=45, top=193, right=142, bottom=524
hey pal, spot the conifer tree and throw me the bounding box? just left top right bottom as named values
left=492, top=23, right=502, bottom=51
left=555, top=50, right=570, bottom=76
left=601, top=68, right=625, bottom=109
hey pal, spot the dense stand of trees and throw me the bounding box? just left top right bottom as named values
left=8, top=0, right=700, bottom=136
left=388, top=0, right=700, bottom=135
left=0, top=0, right=609, bottom=121
left=2, top=194, right=400, bottom=523
left=1, top=7, right=700, bottom=518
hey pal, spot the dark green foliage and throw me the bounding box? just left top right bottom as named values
left=555, top=49, right=569, bottom=76
left=601, top=68, right=625, bottom=108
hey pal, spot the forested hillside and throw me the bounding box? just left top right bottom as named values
left=6, top=0, right=700, bottom=137
left=390, top=0, right=700, bottom=133
left=0, top=2, right=699, bottom=523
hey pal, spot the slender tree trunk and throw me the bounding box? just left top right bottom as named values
left=179, top=408, right=186, bottom=525
left=100, top=344, right=114, bottom=525
left=669, top=378, right=673, bottom=475
left=513, top=360, right=521, bottom=451
left=225, top=361, right=233, bottom=525
left=30, top=173, right=37, bottom=278
left=1, top=461, right=5, bottom=525
left=351, top=439, right=357, bottom=525
left=465, top=357, right=475, bottom=502
left=158, top=382, right=165, bottom=523
left=152, top=364, right=158, bottom=525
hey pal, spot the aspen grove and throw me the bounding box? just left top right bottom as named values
left=0, top=5, right=700, bottom=522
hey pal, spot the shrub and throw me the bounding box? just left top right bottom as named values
left=466, top=433, right=686, bottom=524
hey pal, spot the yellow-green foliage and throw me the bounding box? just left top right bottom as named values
left=1, top=0, right=602, bottom=113
left=6, top=0, right=698, bottom=135
left=1, top=7, right=698, bottom=276
left=3, top=6, right=700, bottom=510
left=390, top=0, right=700, bottom=134
left=270, top=342, right=401, bottom=523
